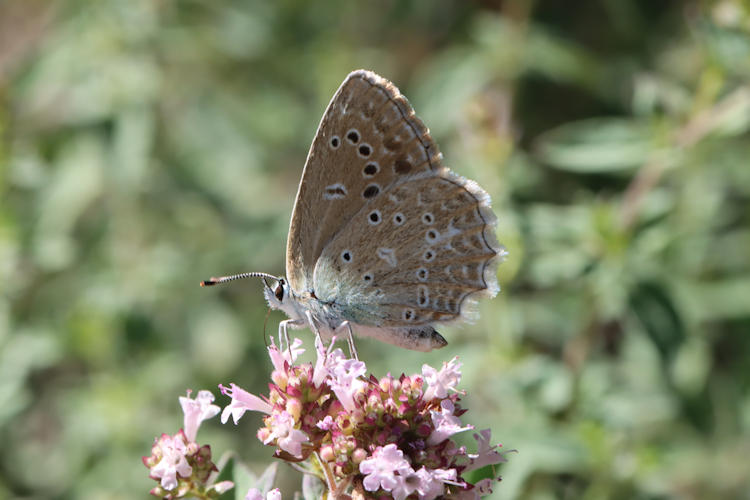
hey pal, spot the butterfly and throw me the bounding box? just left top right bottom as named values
left=202, top=70, right=505, bottom=352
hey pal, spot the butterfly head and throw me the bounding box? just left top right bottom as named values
left=262, top=275, right=287, bottom=308
left=262, top=275, right=305, bottom=320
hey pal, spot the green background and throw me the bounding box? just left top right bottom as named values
left=2, top=0, right=750, bottom=498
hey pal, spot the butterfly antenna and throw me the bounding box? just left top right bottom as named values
left=200, top=272, right=279, bottom=287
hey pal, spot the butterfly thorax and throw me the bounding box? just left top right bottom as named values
left=264, top=278, right=346, bottom=335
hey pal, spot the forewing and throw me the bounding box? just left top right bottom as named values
left=286, top=70, right=442, bottom=291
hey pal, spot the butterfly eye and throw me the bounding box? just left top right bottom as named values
left=274, top=284, right=284, bottom=301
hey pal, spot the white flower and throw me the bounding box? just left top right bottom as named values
left=220, top=383, right=273, bottom=424
left=423, top=357, right=462, bottom=401
left=179, top=389, right=220, bottom=442
left=359, top=444, right=411, bottom=492
left=389, top=467, right=419, bottom=500
left=326, top=348, right=367, bottom=412
left=416, top=467, right=459, bottom=500
left=264, top=411, right=309, bottom=458
left=427, top=399, right=473, bottom=445
left=386, top=465, right=460, bottom=500
left=150, top=434, right=192, bottom=490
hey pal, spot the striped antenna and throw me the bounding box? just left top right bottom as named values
left=200, top=272, right=279, bottom=287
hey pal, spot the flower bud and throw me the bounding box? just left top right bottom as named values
left=257, top=427, right=271, bottom=443
left=379, top=377, right=391, bottom=392
left=352, top=448, right=367, bottom=464
left=286, top=398, right=302, bottom=421
left=271, top=370, right=288, bottom=390
left=320, top=444, right=335, bottom=462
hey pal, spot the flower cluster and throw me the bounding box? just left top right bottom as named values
left=221, top=337, right=509, bottom=499
left=143, top=391, right=233, bottom=499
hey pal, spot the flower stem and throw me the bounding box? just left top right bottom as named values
left=314, top=451, right=339, bottom=497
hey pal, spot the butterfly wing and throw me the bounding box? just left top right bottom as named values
left=313, top=171, right=502, bottom=326
left=286, top=70, right=442, bottom=292
left=297, top=71, right=503, bottom=347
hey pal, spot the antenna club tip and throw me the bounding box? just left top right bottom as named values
left=200, top=279, right=217, bottom=287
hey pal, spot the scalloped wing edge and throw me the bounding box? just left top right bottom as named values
left=438, top=167, right=507, bottom=325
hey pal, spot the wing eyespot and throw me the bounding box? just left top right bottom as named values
left=363, top=162, right=379, bottom=177
left=346, top=129, right=360, bottom=144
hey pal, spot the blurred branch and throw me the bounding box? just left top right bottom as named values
left=620, top=85, right=750, bottom=229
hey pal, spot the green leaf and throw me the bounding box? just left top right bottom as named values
left=535, top=118, right=654, bottom=172
left=255, top=462, right=279, bottom=494
left=220, top=460, right=279, bottom=500
left=302, top=473, right=325, bottom=500
left=677, top=276, right=750, bottom=322
left=211, top=454, right=268, bottom=500
left=213, top=456, right=237, bottom=500
left=630, top=281, right=685, bottom=363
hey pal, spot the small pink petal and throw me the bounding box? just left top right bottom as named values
left=219, top=383, right=272, bottom=424
left=180, top=389, right=220, bottom=442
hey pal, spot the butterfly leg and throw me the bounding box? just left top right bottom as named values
left=278, top=319, right=303, bottom=352
left=304, top=310, right=326, bottom=349
left=333, top=321, right=358, bottom=360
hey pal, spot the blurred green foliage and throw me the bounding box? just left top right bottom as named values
left=2, top=0, right=750, bottom=498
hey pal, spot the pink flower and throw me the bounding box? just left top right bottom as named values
left=451, top=488, right=481, bottom=500
left=264, top=411, right=309, bottom=458
left=149, top=432, right=193, bottom=490
left=220, top=383, right=273, bottom=424
left=219, top=383, right=273, bottom=424
left=389, top=466, right=422, bottom=500
left=210, top=481, right=235, bottom=495
left=267, top=488, right=281, bottom=500
left=268, top=337, right=305, bottom=373
left=372, top=462, right=460, bottom=500
left=427, top=399, right=473, bottom=445
left=416, top=467, right=458, bottom=500
left=312, top=335, right=329, bottom=386
left=316, top=415, right=335, bottom=430
left=359, top=443, right=411, bottom=492
left=465, top=429, right=507, bottom=471
left=414, top=467, right=445, bottom=500
left=475, top=478, right=494, bottom=495
left=423, top=357, right=462, bottom=401
left=205, top=336, right=509, bottom=498
left=326, top=349, right=367, bottom=411
left=179, top=390, right=220, bottom=442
